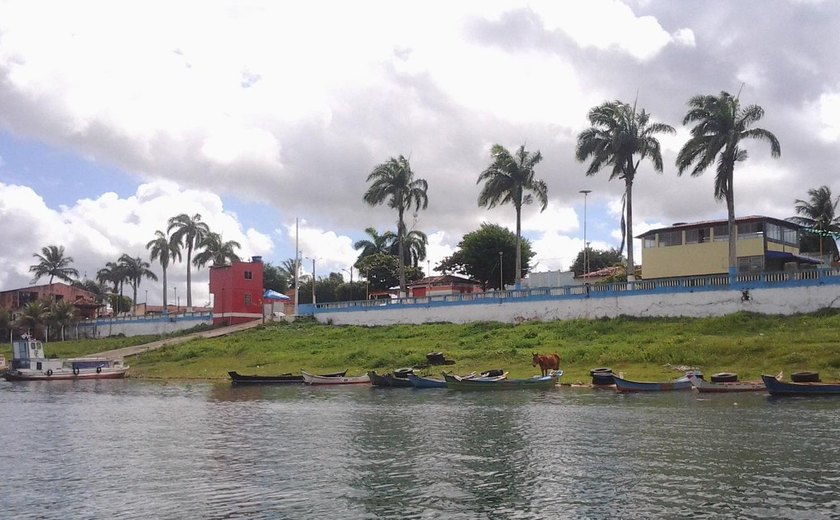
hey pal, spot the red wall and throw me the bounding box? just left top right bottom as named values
left=209, top=260, right=264, bottom=325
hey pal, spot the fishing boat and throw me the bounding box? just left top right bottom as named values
left=368, top=369, right=414, bottom=388
left=612, top=371, right=701, bottom=393
left=228, top=370, right=347, bottom=385
left=442, top=370, right=560, bottom=390
left=3, top=335, right=128, bottom=381
left=406, top=370, right=507, bottom=389
left=688, top=373, right=764, bottom=393
left=301, top=370, right=371, bottom=385
left=762, top=374, right=840, bottom=396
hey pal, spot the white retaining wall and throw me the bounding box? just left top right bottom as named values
left=313, top=284, right=840, bottom=326
left=78, top=315, right=213, bottom=338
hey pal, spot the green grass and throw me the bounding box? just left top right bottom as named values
left=8, top=311, right=840, bottom=383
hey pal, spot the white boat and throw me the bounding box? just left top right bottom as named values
left=301, top=370, right=370, bottom=385
left=3, top=335, right=129, bottom=381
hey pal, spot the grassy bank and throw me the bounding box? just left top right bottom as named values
left=18, top=311, right=838, bottom=383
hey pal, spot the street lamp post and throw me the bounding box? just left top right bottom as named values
left=342, top=266, right=354, bottom=300
left=173, top=287, right=178, bottom=315
left=305, top=256, right=317, bottom=305
left=579, top=190, right=592, bottom=278
left=499, top=251, right=504, bottom=291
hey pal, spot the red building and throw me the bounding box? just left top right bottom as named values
left=0, top=282, right=101, bottom=319
left=209, top=257, right=265, bottom=325
left=407, top=275, right=482, bottom=298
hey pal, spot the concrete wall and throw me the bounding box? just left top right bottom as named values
left=78, top=314, right=212, bottom=338
left=310, top=275, right=840, bottom=326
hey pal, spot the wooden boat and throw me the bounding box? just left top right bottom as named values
left=368, top=370, right=414, bottom=388
left=442, top=370, right=559, bottom=390
left=405, top=370, right=506, bottom=389
left=612, top=371, right=700, bottom=393
left=228, top=370, right=347, bottom=385
left=762, top=374, right=840, bottom=396
left=3, top=335, right=128, bottom=381
left=301, top=370, right=370, bottom=385
left=688, top=373, right=764, bottom=393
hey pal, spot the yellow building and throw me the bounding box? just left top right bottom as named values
left=637, top=216, right=821, bottom=279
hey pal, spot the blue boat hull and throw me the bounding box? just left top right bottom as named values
left=762, top=374, right=840, bottom=396
left=406, top=373, right=446, bottom=389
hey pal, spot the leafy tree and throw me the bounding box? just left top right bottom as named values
left=336, top=281, right=367, bottom=302
left=168, top=213, right=210, bottom=310
left=71, top=279, right=108, bottom=303
left=147, top=230, right=182, bottom=314
left=789, top=185, right=840, bottom=261
left=49, top=300, right=78, bottom=341
left=363, top=155, right=429, bottom=296
left=570, top=247, right=625, bottom=277
left=119, top=254, right=158, bottom=314
left=437, top=223, right=534, bottom=290
left=478, top=144, right=547, bottom=287
left=29, top=245, right=79, bottom=285
left=193, top=232, right=242, bottom=268
left=353, top=227, right=396, bottom=266
left=0, top=308, right=12, bottom=342
left=356, top=253, right=423, bottom=294
left=263, top=263, right=290, bottom=293
left=16, top=301, right=50, bottom=340
left=576, top=101, right=674, bottom=282
left=676, top=91, right=780, bottom=278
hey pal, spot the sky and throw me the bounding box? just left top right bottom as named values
left=2, top=0, right=839, bottom=306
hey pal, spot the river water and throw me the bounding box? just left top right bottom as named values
left=1, top=379, right=838, bottom=519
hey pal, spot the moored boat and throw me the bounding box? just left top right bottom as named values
left=688, top=373, right=764, bottom=393
left=762, top=374, right=840, bottom=396
left=301, top=370, right=370, bottom=385
left=612, top=371, right=700, bottom=393
left=443, top=370, right=560, bottom=390
left=406, top=370, right=506, bottom=389
left=368, top=370, right=414, bottom=388
left=3, top=335, right=128, bottom=381
left=228, top=370, right=347, bottom=385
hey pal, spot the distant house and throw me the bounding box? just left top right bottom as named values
left=208, top=257, right=264, bottom=325
left=407, top=275, right=482, bottom=298
left=0, top=282, right=101, bottom=319
left=636, top=215, right=820, bottom=279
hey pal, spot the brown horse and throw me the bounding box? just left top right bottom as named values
left=532, top=353, right=560, bottom=376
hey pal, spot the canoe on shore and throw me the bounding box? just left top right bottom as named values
left=613, top=372, right=700, bottom=393
left=302, top=370, right=371, bottom=385
left=228, top=370, right=347, bottom=385
left=442, top=370, right=560, bottom=390
left=406, top=370, right=507, bottom=389
left=368, top=370, right=414, bottom=388
left=762, top=374, right=840, bottom=396
left=688, top=374, right=764, bottom=393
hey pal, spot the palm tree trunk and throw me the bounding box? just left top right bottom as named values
left=726, top=185, right=737, bottom=282
left=625, top=177, right=635, bottom=282
left=186, top=245, right=193, bottom=311
left=515, top=204, right=522, bottom=287
left=397, top=208, right=407, bottom=297
left=162, top=267, right=168, bottom=315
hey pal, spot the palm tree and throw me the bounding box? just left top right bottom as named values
left=279, top=258, right=302, bottom=281
left=0, top=308, right=12, bottom=343
left=676, top=91, right=780, bottom=279
left=147, top=230, right=182, bottom=314
left=97, top=261, right=128, bottom=314
left=576, top=101, right=675, bottom=282
left=353, top=227, right=396, bottom=265
left=478, top=144, right=548, bottom=287
left=363, top=155, right=429, bottom=296
left=49, top=300, right=77, bottom=341
left=193, top=232, right=242, bottom=268
left=29, top=245, right=79, bottom=285
left=789, top=185, right=840, bottom=261
left=168, top=213, right=210, bottom=310
left=16, top=301, right=50, bottom=340
left=388, top=229, right=428, bottom=268
left=118, top=254, right=158, bottom=314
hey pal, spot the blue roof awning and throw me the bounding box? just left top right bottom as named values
left=765, top=251, right=821, bottom=264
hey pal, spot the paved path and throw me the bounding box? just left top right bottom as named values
left=88, top=319, right=264, bottom=359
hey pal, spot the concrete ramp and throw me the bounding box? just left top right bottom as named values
left=87, top=319, right=264, bottom=359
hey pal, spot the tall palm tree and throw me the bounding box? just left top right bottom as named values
left=388, top=229, right=428, bottom=268
left=147, top=230, right=182, bottom=314
left=97, top=261, right=128, bottom=314
left=168, top=213, right=210, bottom=310
left=576, top=101, right=675, bottom=282
left=118, top=254, right=158, bottom=314
left=193, top=232, right=242, bottom=268
left=49, top=300, right=77, bottom=341
left=478, top=144, right=548, bottom=287
left=676, top=91, right=780, bottom=279
left=353, top=227, right=396, bottom=265
left=789, top=185, right=840, bottom=261
left=29, top=245, right=79, bottom=285
left=363, top=155, right=429, bottom=296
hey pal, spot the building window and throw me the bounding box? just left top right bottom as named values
left=244, top=271, right=253, bottom=280
left=783, top=228, right=798, bottom=246
left=713, top=225, right=729, bottom=242
left=643, top=236, right=656, bottom=248
left=244, top=293, right=252, bottom=305
left=685, top=228, right=708, bottom=244
left=738, top=255, right=764, bottom=273
left=738, top=222, right=763, bottom=240
left=659, top=230, right=682, bottom=247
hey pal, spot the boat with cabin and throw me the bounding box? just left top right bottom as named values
left=3, top=335, right=129, bottom=381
